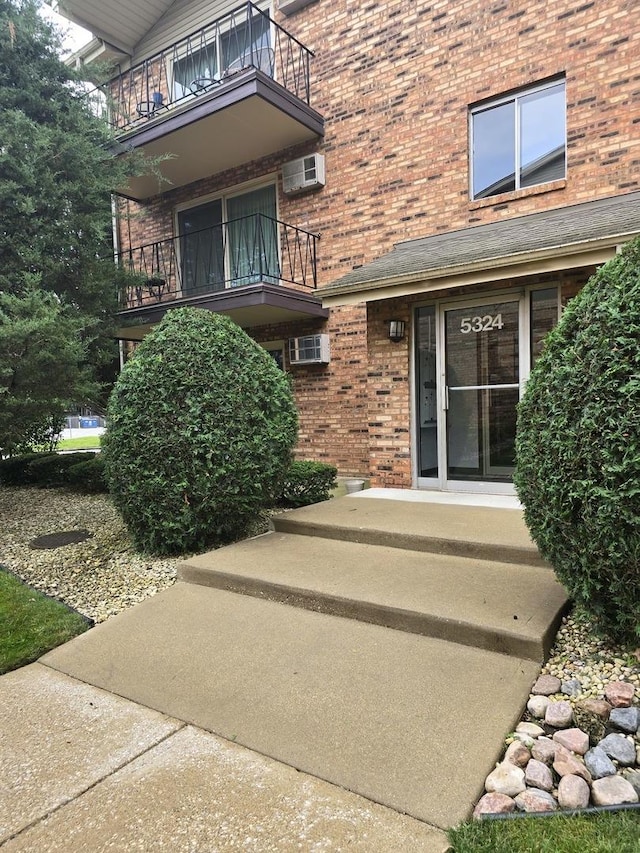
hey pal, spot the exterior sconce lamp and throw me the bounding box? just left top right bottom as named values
left=388, top=319, right=406, bottom=342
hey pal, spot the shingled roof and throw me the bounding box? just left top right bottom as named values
left=321, top=190, right=640, bottom=298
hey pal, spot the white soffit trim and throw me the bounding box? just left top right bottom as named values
left=59, top=0, right=174, bottom=54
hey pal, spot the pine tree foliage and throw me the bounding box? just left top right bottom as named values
left=0, top=0, right=145, bottom=452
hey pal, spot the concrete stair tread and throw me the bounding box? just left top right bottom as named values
left=273, top=496, right=545, bottom=566
left=41, top=583, right=541, bottom=829
left=180, top=531, right=567, bottom=660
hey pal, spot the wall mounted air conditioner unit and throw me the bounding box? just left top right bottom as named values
left=282, top=154, right=325, bottom=195
left=288, top=334, right=330, bottom=365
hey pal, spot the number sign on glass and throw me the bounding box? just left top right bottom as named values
left=459, top=314, right=504, bottom=334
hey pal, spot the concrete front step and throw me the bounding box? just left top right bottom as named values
left=272, top=496, right=546, bottom=567
left=180, top=531, right=567, bottom=662
left=41, top=583, right=542, bottom=829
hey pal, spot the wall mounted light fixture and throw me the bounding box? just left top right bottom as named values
left=388, top=319, right=406, bottom=342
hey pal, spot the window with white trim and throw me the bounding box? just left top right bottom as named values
left=470, top=80, right=566, bottom=200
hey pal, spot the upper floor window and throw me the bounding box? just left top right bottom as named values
left=470, top=80, right=566, bottom=200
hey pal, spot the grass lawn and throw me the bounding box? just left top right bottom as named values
left=0, top=567, right=91, bottom=674
left=56, top=435, right=102, bottom=451
left=448, top=810, right=640, bottom=852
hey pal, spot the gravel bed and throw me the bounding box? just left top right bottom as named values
left=0, top=486, right=181, bottom=623
left=540, top=612, right=640, bottom=695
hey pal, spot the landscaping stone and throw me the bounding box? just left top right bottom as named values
left=531, top=737, right=555, bottom=765
left=598, top=733, right=636, bottom=766
left=485, top=763, right=526, bottom=797
left=514, top=789, right=557, bottom=812
left=553, top=744, right=592, bottom=783
left=504, top=740, right=531, bottom=768
left=561, top=679, right=582, bottom=697
left=557, top=774, right=590, bottom=810
left=512, top=732, right=535, bottom=747
left=552, top=728, right=589, bottom=755
left=545, top=700, right=573, bottom=728
left=609, top=706, right=640, bottom=734
left=622, top=769, right=640, bottom=798
left=516, top=722, right=545, bottom=738
left=604, top=682, right=635, bottom=708
left=591, top=776, right=639, bottom=806
left=584, top=746, right=617, bottom=780
left=531, top=675, right=561, bottom=696
left=577, top=698, right=612, bottom=719
left=527, top=695, right=549, bottom=719
left=472, top=792, right=515, bottom=820
left=524, top=758, right=553, bottom=792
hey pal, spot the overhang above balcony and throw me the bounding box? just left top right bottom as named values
left=114, top=70, right=324, bottom=201
left=115, top=282, right=328, bottom=341
left=58, top=0, right=172, bottom=55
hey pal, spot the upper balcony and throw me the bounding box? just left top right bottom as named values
left=92, top=3, right=323, bottom=200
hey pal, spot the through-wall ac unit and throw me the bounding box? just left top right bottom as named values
left=288, top=334, right=330, bottom=365
left=282, top=154, right=325, bottom=195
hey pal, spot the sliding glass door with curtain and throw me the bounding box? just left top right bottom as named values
left=177, top=184, right=278, bottom=295
left=178, top=199, right=224, bottom=296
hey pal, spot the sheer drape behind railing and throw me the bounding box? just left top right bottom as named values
left=117, top=214, right=318, bottom=309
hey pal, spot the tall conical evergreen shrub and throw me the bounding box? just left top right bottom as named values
left=515, top=238, right=640, bottom=644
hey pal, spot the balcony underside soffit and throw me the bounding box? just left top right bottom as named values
left=114, top=73, right=323, bottom=201
left=59, top=0, right=172, bottom=54
left=115, top=283, right=328, bottom=341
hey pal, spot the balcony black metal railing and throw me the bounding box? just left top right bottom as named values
left=100, top=2, right=313, bottom=134
left=117, top=214, right=318, bottom=310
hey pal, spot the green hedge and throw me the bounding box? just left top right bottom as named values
left=66, top=456, right=107, bottom=493
left=279, top=461, right=337, bottom=506
left=0, top=452, right=106, bottom=492
left=0, top=453, right=56, bottom=486
left=514, top=237, right=640, bottom=644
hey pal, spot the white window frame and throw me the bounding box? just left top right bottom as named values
left=469, top=78, right=566, bottom=201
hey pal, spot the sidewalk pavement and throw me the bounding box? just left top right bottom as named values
left=1, top=663, right=451, bottom=852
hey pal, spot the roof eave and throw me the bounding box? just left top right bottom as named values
left=320, top=232, right=639, bottom=306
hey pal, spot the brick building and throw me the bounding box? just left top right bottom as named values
left=61, top=0, right=640, bottom=496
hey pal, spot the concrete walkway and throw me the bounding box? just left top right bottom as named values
left=1, top=492, right=568, bottom=851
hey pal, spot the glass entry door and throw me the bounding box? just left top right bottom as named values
left=443, top=299, right=521, bottom=484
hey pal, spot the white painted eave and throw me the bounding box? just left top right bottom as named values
left=58, top=0, right=174, bottom=55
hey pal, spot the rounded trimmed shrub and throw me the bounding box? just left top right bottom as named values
left=514, top=238, right=640, bottom=644
left=102, top=308, right=298, bottom=555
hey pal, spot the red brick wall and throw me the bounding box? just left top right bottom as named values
left=115, top=0, right=639, bottom=483
left=279, top=0, right=639, bottom=280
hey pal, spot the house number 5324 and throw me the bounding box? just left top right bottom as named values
left=460, top=314, right=504, bottom=334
